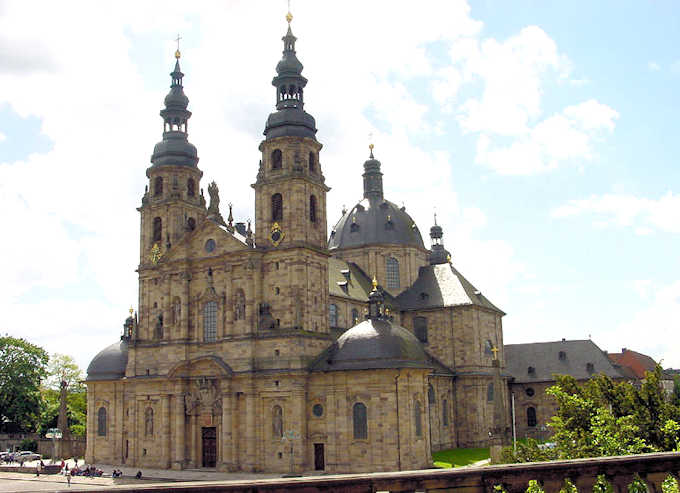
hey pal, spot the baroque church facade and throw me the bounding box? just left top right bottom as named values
left=85, top=17, right=509, bottom=473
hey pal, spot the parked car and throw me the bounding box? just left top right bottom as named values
left=16, top=451, right=41, bottom=461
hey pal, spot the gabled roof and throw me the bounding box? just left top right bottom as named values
left=504, top=339, right=623, bottom=383
left=396, top=263, right=503, bottom=314
left=607, top=348, right=658, bottom=379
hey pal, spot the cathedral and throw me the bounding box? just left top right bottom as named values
left=85, top=15, right=508, bottom=474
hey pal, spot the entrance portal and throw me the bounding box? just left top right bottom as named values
left=201, top=427, right=217, bottom=468
left=314, top=443, right=325, bottom=471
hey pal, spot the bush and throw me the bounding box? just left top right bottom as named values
left=18, top=438, right=37, bottom=452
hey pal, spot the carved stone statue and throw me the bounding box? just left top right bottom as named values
left=184, top=378, right=221, bottom=416
left=207, top=181, right=226, bottom=225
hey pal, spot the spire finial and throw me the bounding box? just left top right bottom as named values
left=129, top=306, right=134, bottom=316
left=434, top=211, right=438, bottom=226
left=286, top=0, right=293, bottom=24
left=174, top=34, right=182, bottom=59
left=371, top=275, right=378, bottom=291
left=368, top=132, right=374, bottom=158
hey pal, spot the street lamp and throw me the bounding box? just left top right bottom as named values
left=45, top=428, right=62, bottom=464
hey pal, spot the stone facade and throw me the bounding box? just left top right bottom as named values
left=86, top=19, right=509, bottom=473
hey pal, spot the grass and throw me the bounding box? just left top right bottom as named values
left=432, top=447, right=490, bottom=468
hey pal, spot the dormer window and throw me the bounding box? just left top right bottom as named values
left=559, top=351, right=566, bottom=361
left=528, top=366, right=536, bottom=376
left=586, top=362, right=594, bottom=374
left=350, top=219, right=359, bottom=233
left=337, top=281, right=349, bottom=294
left=341, top=269, right=350, bottom=281
left=420, top=292, right=429, bottom=301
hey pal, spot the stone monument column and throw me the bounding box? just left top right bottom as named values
left=173, top=393, right=185, bottom=470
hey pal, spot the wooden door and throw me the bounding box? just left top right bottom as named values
left=201, top=427, right=217, bottom=468
left=314, top=443, right=324, bottom=471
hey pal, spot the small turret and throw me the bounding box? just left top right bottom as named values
left=429, top=214, right=451, bottom=265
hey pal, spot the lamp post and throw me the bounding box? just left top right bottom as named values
left=281, top=430, right=301, bottom=477
left=45, top=428, right=62, bottom=464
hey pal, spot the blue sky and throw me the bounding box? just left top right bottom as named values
left=1, top=0, right=679, bottom=372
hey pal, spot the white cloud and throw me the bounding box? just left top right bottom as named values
left=0, top=131, right=5, bottom=142
left=648, top=61, right=661, bottom=72
left=474, top=100, right=618, bottom=175
left=552, top=191, right=680, bottom=234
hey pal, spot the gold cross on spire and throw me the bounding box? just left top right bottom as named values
left=286, top=0, right=293, bottom=24
left=129, top=306, right=134, bottom=316
left=491, top=346, right=499, bottom=360
left=174, top=34, right=182, bottom=59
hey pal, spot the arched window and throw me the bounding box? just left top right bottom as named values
left=309, top=152, right=316, bottom=172
left=353, top=402, right=367, bottom=439
left=204, top=301, right=217, bottom=342
left=271, top=149, right=282, bottom=170
left=234, top=289, right=246, bottom=321
left=187, top=178, right=195, bottom=197
left=414, top=400, right=422, bottom=437
left=527, top=407, right=537, bottom=427
left=97, top=407, right=107, bottom=437
left=171, top=297, right=181, bottom=325
left=414, top=316, right=428, bottom=343
left=351, top=308, right=359, bottom=325
left=428, top=384, right=435, bottom=405
left=386, top=257, right=400, bottom=289
left=187, top=217, right=196, bottom=231
left=484, top=339, right=493, bottom=356
left=272, top=405, right=283, bottom=438
left=310, top=195, right=317, bottom=223
left=272, top=193, right=283, bottom=221
left=487, top=382, right=494, bottom=402
left=144, top=407, right=154, bottom=436
left=154, top=177, right=163, bottom=196
left=152, top=217, right=162, bottom=243
left=329, top=304, right=338, bottom=327
left=442, top=399, right=449, bottom=426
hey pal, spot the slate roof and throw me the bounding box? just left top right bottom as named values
left=310, top=317, right=450, bottom=373
left=504, top=339, right=623, bottom=384
left=396, top=263, right=503, bottom=314
left=86, top=339, right=129, bottom=381
left=328, top=258, right=374, bottom=302
left=607, top=348, right=658, bottom=379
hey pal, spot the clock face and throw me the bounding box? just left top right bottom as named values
left=271, top=230, right=281, bottom=242
left=205, top=238, right=216, bottom=253
left=269, top=222, right=285, bottom=247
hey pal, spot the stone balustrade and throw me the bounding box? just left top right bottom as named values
left=79, top=452, right=680, bottom=493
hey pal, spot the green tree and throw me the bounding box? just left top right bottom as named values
left=45, top=353, right=84, bottom=391
left=38, top=353, right=87, bottom=436
left=0, top=336, right=49, bottom=432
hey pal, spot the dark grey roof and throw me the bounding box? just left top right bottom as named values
left=328, top=258, right=373, bottom=302
left=328, top=198, right=425, bottom=251
left=396, top=263, right=503, bottom=313
left=86, top=339, right=129, bottom=381
left=310, top=318, right=435, bottom=372
left=504, top=339, right=623, bottom=383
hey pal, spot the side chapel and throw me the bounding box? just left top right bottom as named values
left=85, top=13, right=509, bottom=473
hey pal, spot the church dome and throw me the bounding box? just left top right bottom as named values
left=86, top=339, right=129, bottom=381
left=311, top=318, right=432, bottom=371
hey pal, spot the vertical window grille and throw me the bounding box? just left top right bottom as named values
left=152, top=217, right=162, bottom=243
left=272, top=193, right=283, bottom=221
left=97, top=407, right=107, bottom=436
left=414, top=316, right=428, bottom=343
left=487, top=382, right=494, bottom=402
left=271, top=149, right=282, bottom=170
left=273, top=405, right=283, bottom=438
left=353, top=402, right=367, bottom=439
left=154, top=177, right=163, bottom=196
left=329, top=304, right=338, bottom=327
left=527, top=407, right=537, bottom=427
left=309, top=152, right=316, bottom=172
left=310, top=195, right=317, bottom=223
left=203, top=301, right=217, bottom=342
left=442, top=399, right=449, bottom=426
left=386, top=257, right=400, bottom=289
left=414, top=401, right=422, bottom=437
left=187, top=178, right=195, bottom=197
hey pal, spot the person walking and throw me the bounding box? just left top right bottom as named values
left=66, top=468, right=71, bottom=487
left=36, top=459, right=41, bottom=477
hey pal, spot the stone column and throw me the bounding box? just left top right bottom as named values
left=173, top=394, right=185, bottom=470
left=85, top=389, right=95, bottom=463
left=221, top=391, right=232, bottom=469
left=162, top=394, right=171, bottom=468
left=245, top=391, right=256, bottom=471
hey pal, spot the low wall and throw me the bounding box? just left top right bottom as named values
left=0, top=433, right=85, bottom=459
left=62, top=452, right=680, bottom=492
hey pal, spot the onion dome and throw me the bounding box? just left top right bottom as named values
left=149, top=51, right=199, bottom=169
left=263, top=13, right=317, bottom=140
left=428, top=214, right=451, bottom=265
left=86, top=339, right=129, bottom=381
left=311, top=279, right=433, bottom=371
left=328, top=147, right=425, bottom=251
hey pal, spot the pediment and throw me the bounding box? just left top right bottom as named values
left=162, top=218, right=250, bottom=263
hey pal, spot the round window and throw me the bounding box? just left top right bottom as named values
left=312, top=404, right=323, bottom=417
left=526, top=387, right=535, bottom=397
left=205, top=239, right=216, bottom=253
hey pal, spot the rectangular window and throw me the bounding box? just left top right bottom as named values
left=203, top=301, right=217, bottom=342
left=414, top=316, right=428, bottom=343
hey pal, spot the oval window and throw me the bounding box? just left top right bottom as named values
left=205, top=239, right=216, bottom=253
left=312, top=404, right=323, bottom=417
left=526, top=387, right=535, bottom=397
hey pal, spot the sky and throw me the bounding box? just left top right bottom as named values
left=1, top=0, right=679, bottom=372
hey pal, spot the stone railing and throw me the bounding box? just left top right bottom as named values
left=78, top=452, right=680, bottom=492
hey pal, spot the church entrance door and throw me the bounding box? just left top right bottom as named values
left=201, top=427, right=217, bottom=468
left=314, top=443, right=324, bottom=470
